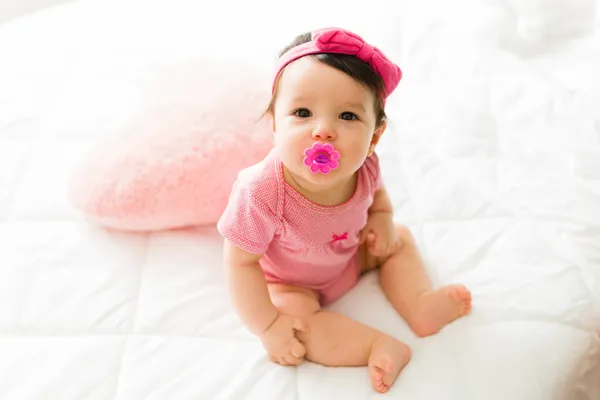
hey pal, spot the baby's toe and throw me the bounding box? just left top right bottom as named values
left=369, top=366, right=385, bottom=391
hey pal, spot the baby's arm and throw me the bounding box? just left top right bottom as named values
left=223, top=239, right=278, bottom=335
left=369, top=185, right=394, bottom=215
left=360, top=185, right=400, bottom=257
left=223, top=239, right=309, bottom=365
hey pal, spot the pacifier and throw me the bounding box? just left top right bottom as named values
left=303, top=142, right=340, bottom=174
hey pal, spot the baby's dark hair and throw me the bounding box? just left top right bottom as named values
left=266, top=32, right=387, bottom=127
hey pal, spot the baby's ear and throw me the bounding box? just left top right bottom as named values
left=371, top=121, right=387, bottom=146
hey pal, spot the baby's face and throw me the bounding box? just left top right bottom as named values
left=272, top=57, right=382, bottom=189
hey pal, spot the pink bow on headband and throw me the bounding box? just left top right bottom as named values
left=273, top=27, right=402, bottom=98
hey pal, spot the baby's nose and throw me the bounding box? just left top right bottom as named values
left=312, top=127, right=335, bottom=141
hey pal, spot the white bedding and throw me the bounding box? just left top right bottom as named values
left=1, top=0, right=599, bottom=399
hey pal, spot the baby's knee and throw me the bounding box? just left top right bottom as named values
left=395, top=224, right=415, bottom=246
left=269, top=284, right=321, bottom=319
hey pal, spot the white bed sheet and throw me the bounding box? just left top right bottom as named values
left=1, top=0, right=599, bottom=399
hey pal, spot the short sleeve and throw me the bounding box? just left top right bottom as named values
left=217, top=174, right=280, bottom=255
left=363, top=152, right=382, bottom=192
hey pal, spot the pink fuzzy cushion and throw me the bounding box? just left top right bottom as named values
left=69, top=61, right=274, bottom=231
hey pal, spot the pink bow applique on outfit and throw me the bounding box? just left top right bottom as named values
left=332, top=232, right=349, bottom=243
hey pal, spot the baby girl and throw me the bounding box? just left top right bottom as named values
left=217, top=27, right=472, bottom=393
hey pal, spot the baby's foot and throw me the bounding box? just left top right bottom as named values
left=368, top=336, right=411, bottom=393
left=410, top=284, right=472, bottom=337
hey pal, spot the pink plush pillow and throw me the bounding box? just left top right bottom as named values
left=69, top=61, right=274, bottom=231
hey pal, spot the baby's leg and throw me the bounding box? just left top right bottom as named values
left=365, top=225, right=472, bottom=337
left=268, top=283, right=411, bottom=393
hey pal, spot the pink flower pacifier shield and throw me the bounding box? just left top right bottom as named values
left=303, top=143, right=340, bottom=174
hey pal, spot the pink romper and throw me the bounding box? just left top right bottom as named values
left=217, top=149, right=381, bottom=305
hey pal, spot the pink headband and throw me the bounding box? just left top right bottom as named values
left=273, top=27, right=402, bottom=99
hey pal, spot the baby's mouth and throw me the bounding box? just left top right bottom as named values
left=303, top=143, right=340, bottom=175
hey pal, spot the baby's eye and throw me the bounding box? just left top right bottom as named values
left=340, top=112, right=358, bottom=121
left=294, top=108, right=312, bottom=118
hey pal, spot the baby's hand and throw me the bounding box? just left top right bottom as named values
left=260, top=313, right=309, bottom=366
left=360, top=212, right=402, bottom=258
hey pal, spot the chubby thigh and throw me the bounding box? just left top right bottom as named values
left=267, top=283, right=321, bottom=319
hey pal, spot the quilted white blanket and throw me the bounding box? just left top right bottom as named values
left=1, top=0, right=599, bottom=399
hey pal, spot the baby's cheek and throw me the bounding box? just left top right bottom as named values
left=342, top=154, right=368, bottom=175
left=275, top=135, right=299, bottom=157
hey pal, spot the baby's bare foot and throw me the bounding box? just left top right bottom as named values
left=410, top=284, right=472, bottom=337
left=368, top=336, right=411, bottom=393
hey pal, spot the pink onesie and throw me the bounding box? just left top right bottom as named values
left=217, top=149, right=381, bottom=305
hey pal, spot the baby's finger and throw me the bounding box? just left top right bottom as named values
left=290, top=338, right=306, bottom=358
left=366, top=232, right=377, bottom=245
left=381, top=244, right=391, bottom=257
left=380, top=244, right=389, bottom=257
left=277, top=356, right=290, bottom=366
left=272, top=356, right=284, bottom=365
left=367, top=237, right=379, bottom=253
left=386, top=243, right=396, bottom=256
left=360, top=229, right=372, bottom=245
left=367, top=240, right=379, bottom=256
left=374, top=239, right=385, bottom=255
left=284, top=353, right=302, bottom=366
left=292, top=317, right=309, bottom=333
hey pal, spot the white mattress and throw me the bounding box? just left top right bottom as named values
left=1, top=0, right=599, bottom=399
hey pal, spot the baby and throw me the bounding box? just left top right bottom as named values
left=217, top=27, right=472, bottom=393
